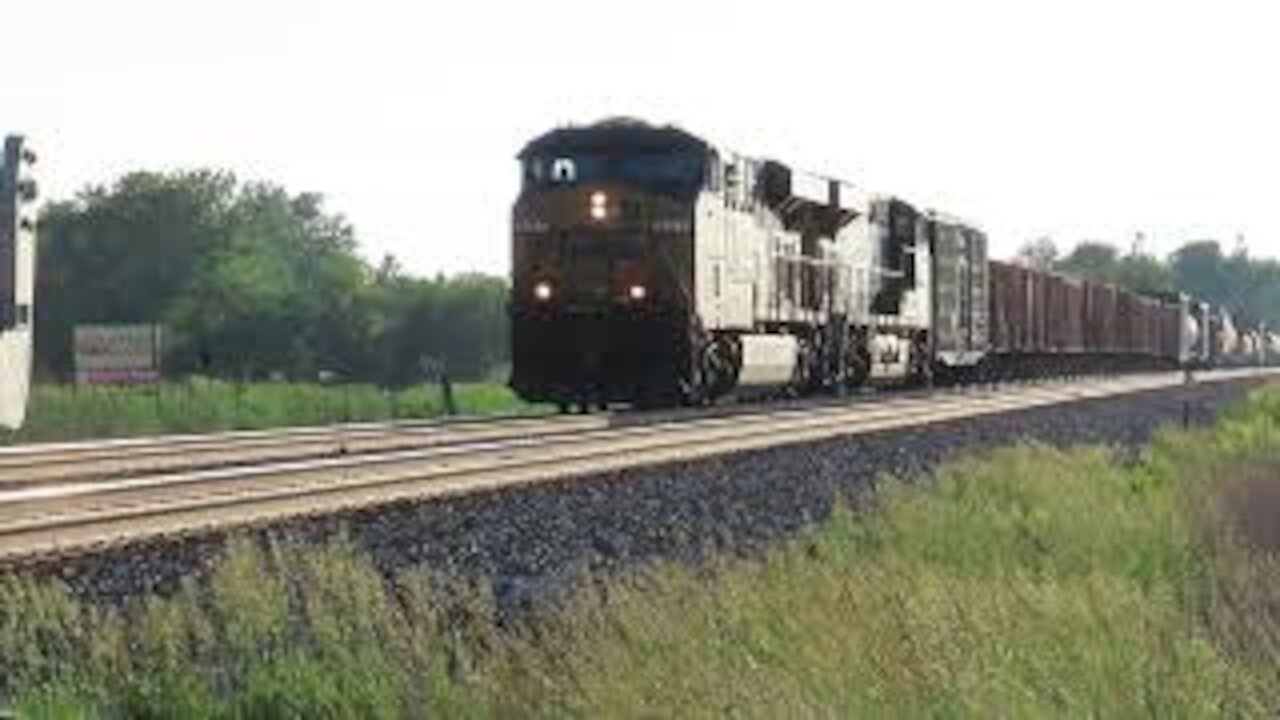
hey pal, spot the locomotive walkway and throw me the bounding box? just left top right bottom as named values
left=0, top=368, right=1271, bottom=563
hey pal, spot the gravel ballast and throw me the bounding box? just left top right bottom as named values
left=24, top=378, right=1262, bottom=607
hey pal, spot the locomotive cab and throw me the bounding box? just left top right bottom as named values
left=510, top=119, right=708, bottom=407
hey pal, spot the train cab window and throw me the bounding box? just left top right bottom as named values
left=724, top=163, right=740, bottom=208
left=522, top=149, right=704, bottom=197
left=551, top=158, right=577, bottom=183
left=523, top=159, right=545, bottom=186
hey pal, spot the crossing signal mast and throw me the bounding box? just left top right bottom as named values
left=0, top=135, right=38, bottom=429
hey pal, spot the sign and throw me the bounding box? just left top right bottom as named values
left=74, top=324, right=163, bottom=385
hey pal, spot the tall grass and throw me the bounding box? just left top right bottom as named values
left=3, top=385, right=1280, bottom=716
left=0, top=380, right=538, bottom=444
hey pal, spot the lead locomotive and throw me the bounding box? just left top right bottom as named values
left=510, top=119, right=1215, bottom=409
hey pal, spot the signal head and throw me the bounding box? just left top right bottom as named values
left=1, top=135, right=37, bottom=331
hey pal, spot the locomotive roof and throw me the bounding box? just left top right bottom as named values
left=924, top=208, right=985, bottom=234
left=519, top=118, right=709, bottom=159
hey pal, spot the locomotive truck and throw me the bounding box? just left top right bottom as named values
left=510, top=118, right=1212, bottom=409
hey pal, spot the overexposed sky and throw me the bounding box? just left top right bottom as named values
left=6, top=0, right=1277, bottom=274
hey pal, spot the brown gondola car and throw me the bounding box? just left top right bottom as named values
left=987, top=259, right=1185, bottom=374
left=989, top=262, right=1086, bottom=357
left=987, top=261, right=1021, bottom=354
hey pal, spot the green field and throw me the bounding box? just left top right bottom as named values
left=0, top=381, right=538, bottom=444
left=3, top=385, right=1280, bottom=717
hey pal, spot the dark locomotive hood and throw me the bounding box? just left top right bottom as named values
left=518, top=118, right=709, bottom=159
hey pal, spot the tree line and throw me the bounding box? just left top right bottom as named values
left=35, top=171, right=508, bottom=384
left=34, top=169, right=1275, bottom=386
left=1018, top=237, right=1280, bottom=328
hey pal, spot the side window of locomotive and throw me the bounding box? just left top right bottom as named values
left=524, top=158, right=545, bottom=187
left=724, top=163, right=739, bottom=209
left=551, top=158, right=577, bottom=183
left=903, top=218, right=919, bottom=287
left=705, top=153, right=722, bottom=193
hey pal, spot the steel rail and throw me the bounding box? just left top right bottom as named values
left=0, top=368, right=1265, bottom=562
left=0, top=413, right=601, bottom=485
left=0, top=373, right=1131, bottom=487
left=0, top=376, right=1092, bottom=486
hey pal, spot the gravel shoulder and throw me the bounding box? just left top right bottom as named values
left=28, top=378, right=1258, bottom=607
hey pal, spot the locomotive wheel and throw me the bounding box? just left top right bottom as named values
left=698, top=334, right=741, bottom=402
left=907, top=333, right=932, bottom=387
left=843, top=335, right=871, bottom=389
left=791, top=336, right=814, bottom=393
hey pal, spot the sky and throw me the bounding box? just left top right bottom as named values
left=5, top=0, right=1278, bottom=275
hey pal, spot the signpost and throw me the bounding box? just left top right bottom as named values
left=74, top=324, right=163, bottom=385
left=419, top=355, right=457, bottom=416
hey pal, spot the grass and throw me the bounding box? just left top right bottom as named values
left=3, top=384, right=1280, bottom=716
left=0, top=380, right=539, bottom=444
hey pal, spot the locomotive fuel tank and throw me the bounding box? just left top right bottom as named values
left=735, top=334, right=800, bottom=388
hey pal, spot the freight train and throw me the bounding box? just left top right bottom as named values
left=510, top=119, right=1262, bottom=409
left=0, top=134, right=38, bottom=429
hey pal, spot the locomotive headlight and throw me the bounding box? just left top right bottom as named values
left=628, top=284, right=647, bottom=302
left=590, top=191, right=608, bottom=221
left=534, top=281, right=553, bottom=302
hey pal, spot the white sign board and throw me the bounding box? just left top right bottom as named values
left=74, top=324, right=162, bottom=385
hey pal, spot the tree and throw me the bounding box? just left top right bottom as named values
left=1113, top=253, right=1175, bottom=296
left=36, top=171, right=240, bottom=378
left=1056, top=242, right=1120, bottom=283
left=1171, top=241, right=1230, bottom=308
left=371, top=273, right=509, bottom=386
left=36, top=170, right=511, bottom=384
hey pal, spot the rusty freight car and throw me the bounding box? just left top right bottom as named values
left=986, top=259, right=1186, bottom=377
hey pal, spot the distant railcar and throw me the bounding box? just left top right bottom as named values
left=510, top=119, right=1211, bottom=409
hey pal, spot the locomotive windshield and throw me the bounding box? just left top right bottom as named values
left=522, top=151, right=705, bottom=196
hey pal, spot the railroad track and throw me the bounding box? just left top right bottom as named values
left=0, top=369, right=1270, bottom=563
left=0, top=381, right=1075, bottom=486
left=0, top=412, right=598, bottom=486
